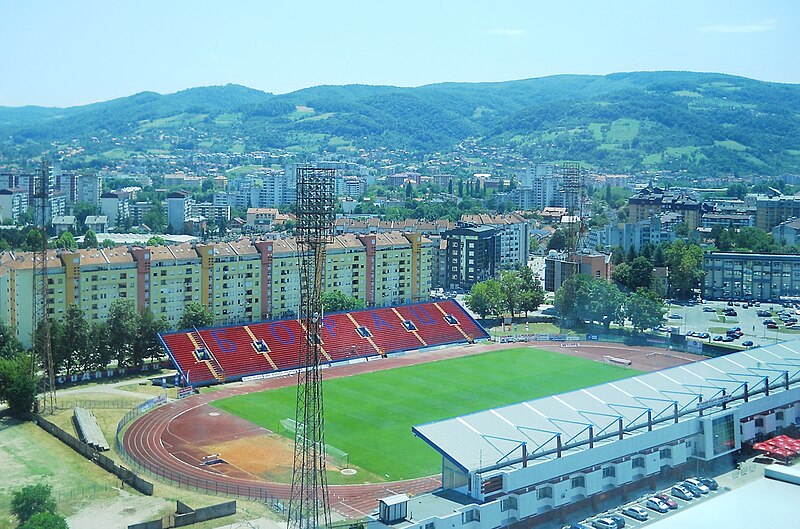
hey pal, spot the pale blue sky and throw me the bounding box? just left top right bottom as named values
left=1, top=0, right=797, bottom=107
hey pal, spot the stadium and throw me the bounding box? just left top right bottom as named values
left=114, top=297, right=800, bottom=526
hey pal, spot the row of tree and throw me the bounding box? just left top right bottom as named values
left=464, top=266, right=546, bottom=320
left=554, top=275, right=666, bottom=333
left=36, top=300, right=215, bottom=377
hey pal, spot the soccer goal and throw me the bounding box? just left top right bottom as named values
left=280, top=418, right=350, bottom=469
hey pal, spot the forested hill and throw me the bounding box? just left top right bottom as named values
left=1, top=71, right=799, bottom=175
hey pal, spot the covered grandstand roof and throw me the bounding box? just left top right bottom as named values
left=413, top=341, right=800, bottom=474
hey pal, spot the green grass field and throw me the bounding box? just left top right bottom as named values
left=212, top=347, right=640, bottom=481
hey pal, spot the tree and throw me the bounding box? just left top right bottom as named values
left=0, top=353, right=38, bottom=418
left=85, top=321, right=111, bottom=370
left=626, top=288, right=667, bottom=333
left=547, top=229, right=567, bottom=251
left=54, top=231, right=77, bottom=250
left=146, top=236, right=166, bottom=246
left=612, top=256, right=655, bottom=292
left=82, top=229, right=98, bottom=249
left=11, top=484, right=57, bottom=525
left=405, top=181, right=413, bottom=198
left=626, top=244, right=636, bottom=263
left=142, top=202, right=167, bottom=232
left=465, top=279, right=502, bottom=319
left=0, top=320, right=24, bottom=360
left=665, top=240, right=705, bottom=299
left=448, top=179, right=453, bottom=195
left=611, top=245, right=626, bottom=265
left=20, top=511, right=69, bottom=529
left=516, top=265, right=545, bottom=315
left=51, top=304, right=89, bottom=377
left=320, top=290, right=366, bottom=313
left=134, top=307, right=169, bottom=366
left=554, top=274, right=591, bottom=322
left=106, top=299, right=139, bottom=368
left=586, top=280, right=626, bottom=330
left=178, top=302, right=215, bottom=330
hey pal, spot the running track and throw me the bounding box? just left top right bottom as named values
left=123, top=341, right=704, bottom=518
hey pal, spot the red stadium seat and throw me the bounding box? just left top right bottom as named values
left=160, top=300, right=488, bottom=385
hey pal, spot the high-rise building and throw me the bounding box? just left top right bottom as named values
left=443, top=224, right=500, bottom=291
left=76, top=174, right=102, bottom=206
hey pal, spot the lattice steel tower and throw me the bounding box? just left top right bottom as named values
left=288, top=167, right=336, bottom=529
left=561, top=161, right=584, bottom=253
left=32, top=160, right=56, bottom=412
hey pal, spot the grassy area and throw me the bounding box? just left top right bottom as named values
left=0, top=417, right=122, bottom=529
left=213, top=347, right=639, bottom=481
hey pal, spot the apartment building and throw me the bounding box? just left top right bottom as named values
left=628, top=186, right=702, bottom=231
left=752, top=194, right=800, bottom=231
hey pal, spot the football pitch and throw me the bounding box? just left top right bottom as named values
left=212, top=347, right=640, bottom=481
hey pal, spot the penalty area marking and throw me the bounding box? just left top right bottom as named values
left=341, top=468, right=357, bottom=475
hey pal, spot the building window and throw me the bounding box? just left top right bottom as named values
left=602, top=466, right=615, bottom=478
left=571, top=476, right=585, bottom=489
left=500, top=497, right=517, bottom=512
left=461, top=509, right=480, bottom=523
left=755, top=418, right=764, bottom=427
left=776, top=411, right=785, bottom=421
left=632, top=457, right=645, bottom=468
left=536, top=486, right=552, bottom=500
left=659, top=448, right=672, bottom=459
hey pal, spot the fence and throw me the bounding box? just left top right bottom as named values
left=128, top=500, right=237, bottom=529
left=36, top=414, right=153, bottom=495
left=115, top=396, right=287, bottom=505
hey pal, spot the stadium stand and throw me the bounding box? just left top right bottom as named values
left=73, top=406, right=110, bottom=451
left=159, top=300, right=489, bottom=386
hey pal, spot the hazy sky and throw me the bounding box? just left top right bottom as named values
left=1, top=0, right=797, bottom=107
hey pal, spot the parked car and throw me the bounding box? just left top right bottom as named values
left=671, top=485, right=694, bottom=501
left=669, top=314, right=682, bottom=319
left=562, top=524, right=592, bottom=529
left=646, top=497, right=670, bottom=513
left=713, top=335, right=723, bottom=341
left=681, top=481, right=704, bottom=497
left=654, top=493, right=678, bottom=509
left=742, top=340, right=754, bottom=347
left=698, top=477, right=719, bottom=490
left=703, top=307, right=716, bottom=312
left=684, top=478, right=710, bottom=494
left=767, top=323, right=779, bottom=329
left=722, top=335, right=735, bottom=342
left=763, top=319, right=775, bottom=325
left=698, top=332, right=710, bottom=339
left=607, top=514, right=625, bottom=528
left=622, top=506, right=649, bottom=521
left=591, top=518, right=617, bottom=529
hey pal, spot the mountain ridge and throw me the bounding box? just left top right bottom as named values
left=2, top=72, right=799, bottom=175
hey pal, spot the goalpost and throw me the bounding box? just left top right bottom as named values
left=280, top=418, right=350, bottom=469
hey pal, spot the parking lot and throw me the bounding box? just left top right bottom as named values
left=662, top=300, right=800, bottom=348
left=556, top=456, right=777, bottom=529
left=572, top=479, right=721, bottom=529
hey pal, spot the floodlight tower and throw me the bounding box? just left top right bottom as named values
left=288, top=167, right=336, bottom=529
left=32, top=160, right=57, bottom=412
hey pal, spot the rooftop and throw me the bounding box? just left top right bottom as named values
left=413, top=340, right=800, bottom=474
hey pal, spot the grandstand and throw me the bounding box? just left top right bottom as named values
left=159, top=299, right=488, bottom=386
